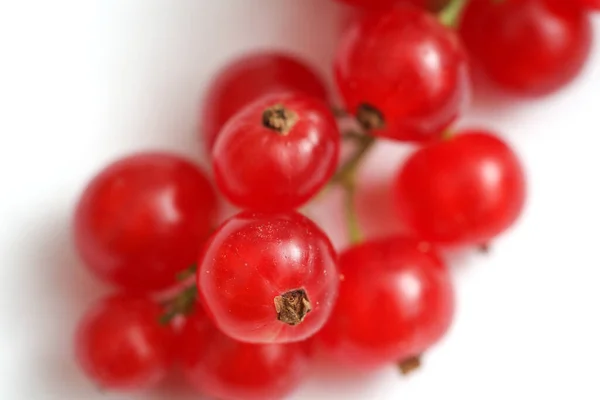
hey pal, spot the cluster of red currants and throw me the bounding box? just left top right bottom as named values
left=71, top=0, right=595, bottom=399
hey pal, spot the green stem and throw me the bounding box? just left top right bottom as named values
left=438, top=0, right=469, bottom=28
left=331, top=135, right=375, bottom=185
left=343, top=173, right=363, bottom=244
left=159, top=285, right=197, bottom=325
left=332, top=135, right=376, bottom=244
left=176, top=263, right=197, bottom=281
left=441, top=129, right=454, bottom=141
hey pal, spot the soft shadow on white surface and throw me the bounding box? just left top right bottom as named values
left=3, top=207, right=110, bottom=399
left=92, top=0, right=345, bottom=164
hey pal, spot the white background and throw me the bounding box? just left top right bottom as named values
left=1, top=1, right=600, bottom=399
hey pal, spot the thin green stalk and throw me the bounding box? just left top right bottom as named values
left=159, top=285, right=197, bottom=325
left=331, top=136, right=375, bottom=185
left=438, top=0, right=469, bottom=28
left=333, top=136, right=376, bottom=244
left=343, top=171, right=363, bottom=244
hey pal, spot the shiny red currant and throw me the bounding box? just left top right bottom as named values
left=179, top=311, right=311, bottom=400
left=212, top=92, right=340, bottom=212
left=460, top=0, right=592, bottom=95
left=74, top=152, right=217, bottom=292
left=75, top=294, right=175, bottom=390
left=334, top=6, right=470, bottom=142
left=394, top=130, right=526, bottom=246
left=578, top=0, right=600, bottom=9
left=317, top=237, right=454, bottom=369
left=201, top=52, right=328, bottom=152
left=198, top=210, right=339, bottom=344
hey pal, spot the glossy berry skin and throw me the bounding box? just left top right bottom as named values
left=460, top=0, right=592, bottom=96
left=317, top=237, right=454, bottom=369
left=578, top=0, right=600, bottom=9
left=334, top=6, right=469, bottom=142
left=179, top=311, right=311, bottom=400
left=394, top=131, right=526, bottom=246
left=201, top=52, right=328, bottom=152
left=74, top=153, right=217, bottom=292
left=75, top=294, right=174, bottom=390
left=212, top=92, right=340, bottom=212
left=198, top=210, right=339, bottom=344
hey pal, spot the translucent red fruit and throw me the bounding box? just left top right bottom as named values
left=201, top=52, right=328, bottom=152
left=317, top=237, right=454, bottom=369
left=394, top=131, right=526, bottom=246
left=74, top=153, right=217, bottom=292
left=212, top=92, right=340, bottom=212
left=578, top=0, right=600, bottom=9
left=334, top=6, right=470, bottom=142
left=179, top=311, right=311, bottom=400
left=75, top=294, right=175, bottom=390
left=198, top=210, right=339, bottom=344
left=460, top=0, right=592, bottom=96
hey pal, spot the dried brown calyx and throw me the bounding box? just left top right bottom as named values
left=356, top=103, right=385, bottom=131
left=274, top=288, right=312, bottom=326
left=398, top=355, right=422, bottom=376
left=262, top=104, right=298, bottom=134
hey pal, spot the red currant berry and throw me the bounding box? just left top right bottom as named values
left=212, top=92, right=340, bottom=212
left=334, top=6, right=469, bottom=142
left=75, top=294, right=174, bottom=390
left=317, top=237, right=454, bottom=369
left=578, top=0, right=600, bottom=10
left=74, top=152, right=217, bottom=292
left=179, top=311, right=311, bottom=400
left=394, top=131, right=526, bottom=246
left=201, top=52, right=328, bottom=152
left=198, top=210, right=339, bottom=344
left=460, top=0, right=592, bottom=96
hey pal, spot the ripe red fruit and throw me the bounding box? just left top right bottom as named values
left=75, top=294, right=174, bottom=390
left=201, top=52, right=328, bottom=152
left=74, top=152, right=217, bottom=292
left=179, top=311, right=311, bottom=400
left=317, top=237, right=454, bottom=369
left=334, top=6, right=470, bottom=142
left=578, top=0, right=600, bottom=9
left=198, top=210, right=339, bottom=344
left=394, top=131, right=526, bottom=246
left=212, top=92, right=340, bottom=212
left=460, top=0, right=592, bottom=96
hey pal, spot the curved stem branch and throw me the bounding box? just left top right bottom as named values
left=331, top=136, right=376, bottom=185
left=343, top=175, right=363, bottom=244
left=159, top=285, right=197, bottom=325
left=332, top=136, right=376, bottom=244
